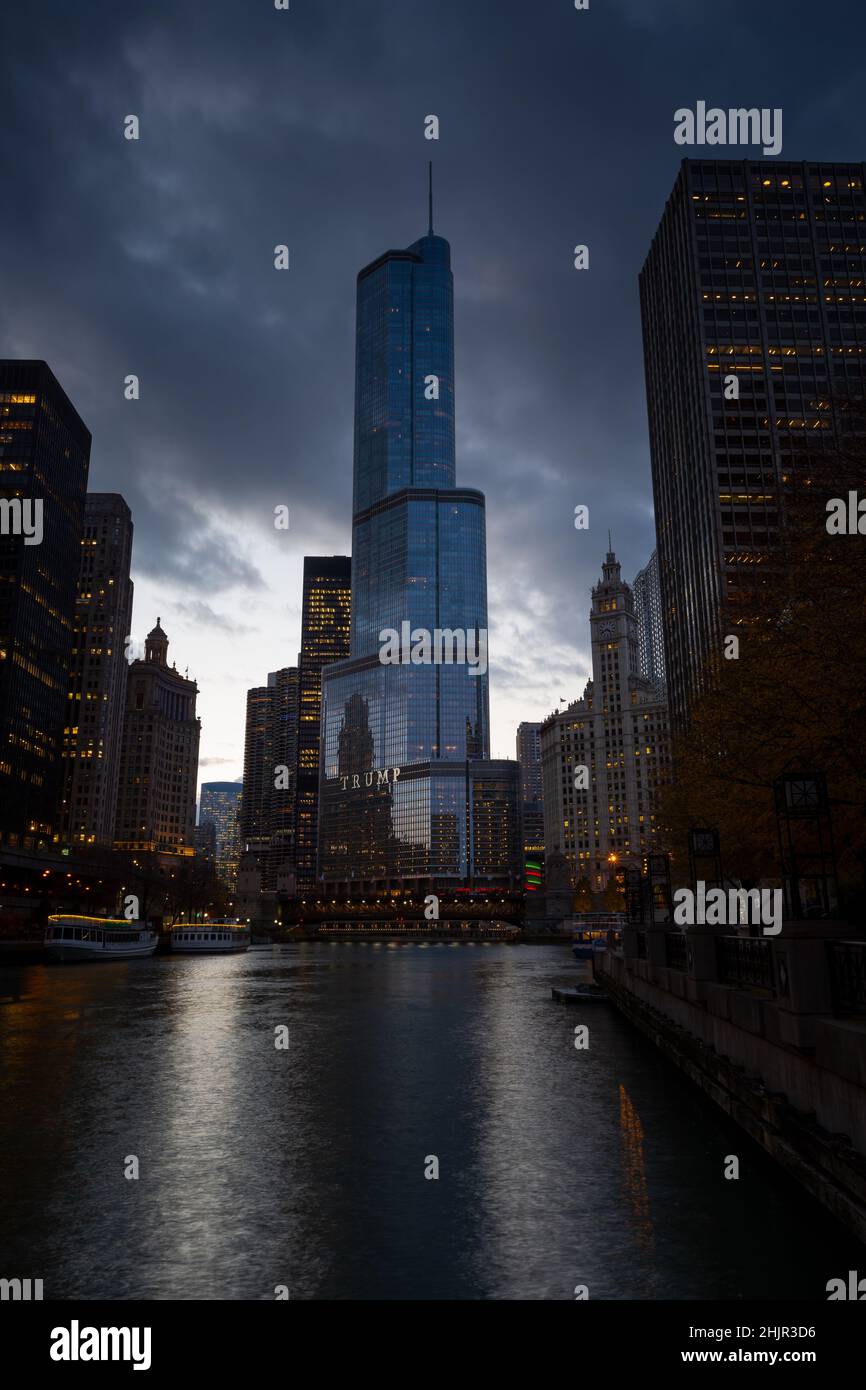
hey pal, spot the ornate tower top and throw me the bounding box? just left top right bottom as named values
left=145, top=618, right=168, bottom=667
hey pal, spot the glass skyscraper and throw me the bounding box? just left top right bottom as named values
left=199, top=781, right=243, bottom=889
left=631, top=550, right=666, bottom=695
left=294, top=557, right=351, bottom=890
left=319, top=198, right=518, bottom=891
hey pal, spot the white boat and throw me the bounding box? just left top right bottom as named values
left=170, top=923, right=250, bottom=955
left=45, top=915, right=159, bottom=962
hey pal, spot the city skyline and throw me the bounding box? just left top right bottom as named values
left=3, top=0, right=866, bottom=1329
left=6, top=0, right=864, bottom=788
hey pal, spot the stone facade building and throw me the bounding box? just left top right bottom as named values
left=540, top=550, right=671, bottom=891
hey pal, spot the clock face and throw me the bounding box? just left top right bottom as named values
left=599, top=622, right=614, bottom=638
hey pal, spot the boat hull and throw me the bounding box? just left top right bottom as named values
left=44, top=940, right=158, bottom=962
left=170, top=925, right=250, bottom=955
left=170, top=944, right=249, bottom=955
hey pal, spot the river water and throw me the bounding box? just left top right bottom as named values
left=0, top=943, right=860, bottom=1300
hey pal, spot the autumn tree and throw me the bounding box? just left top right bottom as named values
left=658, top=400, right=866, bottom=915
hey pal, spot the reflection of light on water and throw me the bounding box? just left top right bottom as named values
left=619, top=1084, right=654, bottom=1256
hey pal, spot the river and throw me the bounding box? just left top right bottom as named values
left=0, top=943, right=860, bottom=1300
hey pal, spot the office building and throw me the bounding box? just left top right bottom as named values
left=194, top=817, right=217, bottom=866
left=640, top=158, right=866, bottom=726
left=199, top=781, right=243, bottom=888
left=239, top=682, right=275, bottom=853
left=60, top=493, right=133, bottom=846
left=516, top=721, right=545, bottom=855
left=0, top=361, right=90, bottom=846
left=113, top=619, right=200, bottom=856
left=540, top=549, right=671, bottom=890
left=318, top=187, right=521, bottom=891
left=294, top=559, right=351, bottom=890
left=631, top=549, right=666, bottom=693
left=240, top=665, right=301, bottom=892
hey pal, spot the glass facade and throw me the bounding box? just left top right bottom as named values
left=0, top=361, right=91, bottom=847
left=641, top=159, right=866, bottom=727
left=318, top=754, right=520, bottom=888
left=199, top=781, right=243, bottom=888
left=240, top=665, right=303, bottom=890
left=631, top=550, right=666, bottom=694
left=294, top=558, right=351, bottom=889
left=516, top=721, right=545, bottom=855
left=60, top=493, right=133, bottom=847
left=320, top=223, right=509, bottom=888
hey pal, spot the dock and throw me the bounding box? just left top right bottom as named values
left=551, top=984, right=609, bottom=1004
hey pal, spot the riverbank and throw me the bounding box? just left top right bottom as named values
left=598, top=947, right=866, bottom=1246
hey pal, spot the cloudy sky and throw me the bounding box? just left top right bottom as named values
left=3, top=0, right=865, bottom=789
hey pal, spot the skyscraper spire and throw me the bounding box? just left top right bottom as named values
left=428, top=160, right=433, bottom=235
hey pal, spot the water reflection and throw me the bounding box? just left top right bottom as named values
left=0, top=945, right=860, bottom=1300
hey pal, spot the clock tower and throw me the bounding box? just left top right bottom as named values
left=589, top=546, right=640, bottom=713
left=538, top=544, right=671, bottom=894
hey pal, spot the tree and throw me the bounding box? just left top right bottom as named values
left=573, top=875, right=594, bottom=914
left=658, top=400, right=866, bottom=915
left=602, top=876, right=625, bottom=913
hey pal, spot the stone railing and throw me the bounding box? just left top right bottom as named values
left=617, top=917, right=866, bottom=1039
left=601, top=916, right=866, bottom=1164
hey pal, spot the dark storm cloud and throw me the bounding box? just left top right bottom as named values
left=2, top=0, right=866, bottom=736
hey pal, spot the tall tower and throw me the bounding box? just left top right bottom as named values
left=0, top=361, right=90, bottom=847
left=199, top=781, right=243, bottom=888
left=60, top=493, right=134, bottom=847
left=240, top=682, right=277, bottom=853
left=114, top=620, right=200, bottom=856
left=516, top=721, right=544, bottom=855
left=631, top=550, right=666, bottom=694
left=540, top=549, right=671, bottom=890
left=294, top=558, right=351, bottom=890
left=318, top=186, right=517, bottom=893
left=589, top=547, right=641, bottom=711
left=640, top=158, right=866, bottom=727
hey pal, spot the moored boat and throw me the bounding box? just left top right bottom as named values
left=45, top=915, right=158, bottom=962
left=170, top=923, right=250, bottom=955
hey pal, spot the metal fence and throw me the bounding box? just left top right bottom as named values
left=827, top=940, right=866, bottom=1015
left=716, top=935, right=775, bottom=993
left=665, top=931, right=688, bottom=971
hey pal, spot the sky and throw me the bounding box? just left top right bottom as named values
left=2, top=0, right=866, bottom=791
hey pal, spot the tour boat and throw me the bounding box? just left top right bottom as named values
left=170, top=922, right=251, bottom=955
left=45, top=914, right=159, bottom=962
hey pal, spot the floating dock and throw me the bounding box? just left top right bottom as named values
left=551, top=984, right=609, bottom=1004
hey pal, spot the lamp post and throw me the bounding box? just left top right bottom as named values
left=774, top=772, right=838, bottom=920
